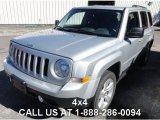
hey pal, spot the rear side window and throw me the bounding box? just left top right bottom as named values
left=140, top=11, right=148, bottom=28
left=148, top=12, right=153, bottom=26
left=127, top=12, right=140, bottom=31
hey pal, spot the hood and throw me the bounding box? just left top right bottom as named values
left=12, top=29, right=118, bottom=61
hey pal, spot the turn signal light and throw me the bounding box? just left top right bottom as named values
left=81, top=76, right=91, bottom=83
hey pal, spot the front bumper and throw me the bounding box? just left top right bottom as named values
left=3, top=57, right=93, bottom=108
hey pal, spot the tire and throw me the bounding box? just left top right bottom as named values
left=92, top=71, right=116, bottom=112
left=139, top=44, right=151, bottom=66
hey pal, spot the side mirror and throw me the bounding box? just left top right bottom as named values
left=55, top=20, right=59, bottom=27
left=126, top=27, right=144, bottom=38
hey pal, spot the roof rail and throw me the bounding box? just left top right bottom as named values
left=132, top=5, right=146, bottom=8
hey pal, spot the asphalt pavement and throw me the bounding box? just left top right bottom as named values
left=0, top=25, right=160, bottom=119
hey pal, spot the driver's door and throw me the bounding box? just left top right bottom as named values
left=121, top=11, right=142, bottom=71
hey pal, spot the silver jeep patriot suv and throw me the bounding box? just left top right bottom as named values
left=4, top=6, right=154, bottom=111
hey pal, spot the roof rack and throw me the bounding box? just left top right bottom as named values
left=132, top=5, right=146, bottom=8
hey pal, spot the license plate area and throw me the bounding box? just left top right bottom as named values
left=11, top=75, right=27, bottom=94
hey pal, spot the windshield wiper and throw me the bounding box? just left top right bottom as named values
left=63, top=28, right=96, bottom=35
left=77, top=29, right=96, bottom=35
left=55, top=27, right=80, bottom=33
left=55, top=27, right=110, bottom=37
left=55, top=26, right=68, bottom=31
left=77, top=29, right=110, bottom=37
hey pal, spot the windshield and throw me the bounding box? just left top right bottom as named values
left=55, top=9, right=123, bottom=37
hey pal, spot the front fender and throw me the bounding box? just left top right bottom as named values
left=83, top=51, right=122, bottom=98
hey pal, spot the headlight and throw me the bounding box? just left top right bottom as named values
left=54, top=59, right=70, bottom=78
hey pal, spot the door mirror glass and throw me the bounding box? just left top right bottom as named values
left=126, top=27, right=144, bottom=38
left=55, top=20, right=59, bottom=26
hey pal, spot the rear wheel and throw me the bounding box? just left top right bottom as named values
left=92, top=71, right=116, bottom=112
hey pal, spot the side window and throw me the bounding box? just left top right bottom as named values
left=140, top=11, right=148, bottom=28
left=127, top=12, right=140, bottom=32
left=148, top=12, right=153, bottom=26
left=65, top=12, right=85, bottom=25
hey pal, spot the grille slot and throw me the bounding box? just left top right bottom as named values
left=14, top=48, right=18, bottom=63
left=30, top=55, right=34, bottom=72
left=16, top=49, right=19, bottom=64
left=13, top=48, right=16, bottom=62
left=20, top=51, right=23, bottom=67
left=36, top=57, right=41, bottom=74
left=44, top=59, right=49, bottom=76
left=10, top=45, right=50, bottom=79
left=25, top=53, right=28, bottom=69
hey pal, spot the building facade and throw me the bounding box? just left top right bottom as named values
left=0, top=0, right=159, bottom=24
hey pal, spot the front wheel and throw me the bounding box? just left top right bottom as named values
left=92, top=71, right=116, bottom=112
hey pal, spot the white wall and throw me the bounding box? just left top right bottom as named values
left=115, top=0, right=160, bottom=22
left=0, top=0, right=159, bottom=24
left=0, top=0, right=88, bottom=24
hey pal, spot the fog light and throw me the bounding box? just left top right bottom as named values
left=38, top=95, right=44, bottom=103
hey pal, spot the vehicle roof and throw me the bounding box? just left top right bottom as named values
left=74, top=5, right=149, bottom=11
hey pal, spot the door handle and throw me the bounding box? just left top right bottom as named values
left=138, top=39, right=142, bottom=42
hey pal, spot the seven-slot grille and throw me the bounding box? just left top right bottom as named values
left=10, top=44, right=49, bottom=79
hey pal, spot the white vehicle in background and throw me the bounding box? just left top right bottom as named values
left=153, top=10, right=160, bottom=26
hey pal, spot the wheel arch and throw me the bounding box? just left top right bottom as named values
left=107, top=62, right=121, bottom=81
left=148, top=39, right=154, bottom=48
left=83, top=51, right=122, bottom=98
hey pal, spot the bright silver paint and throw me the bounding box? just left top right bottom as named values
left=4, top=6, right=154, bottom=104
